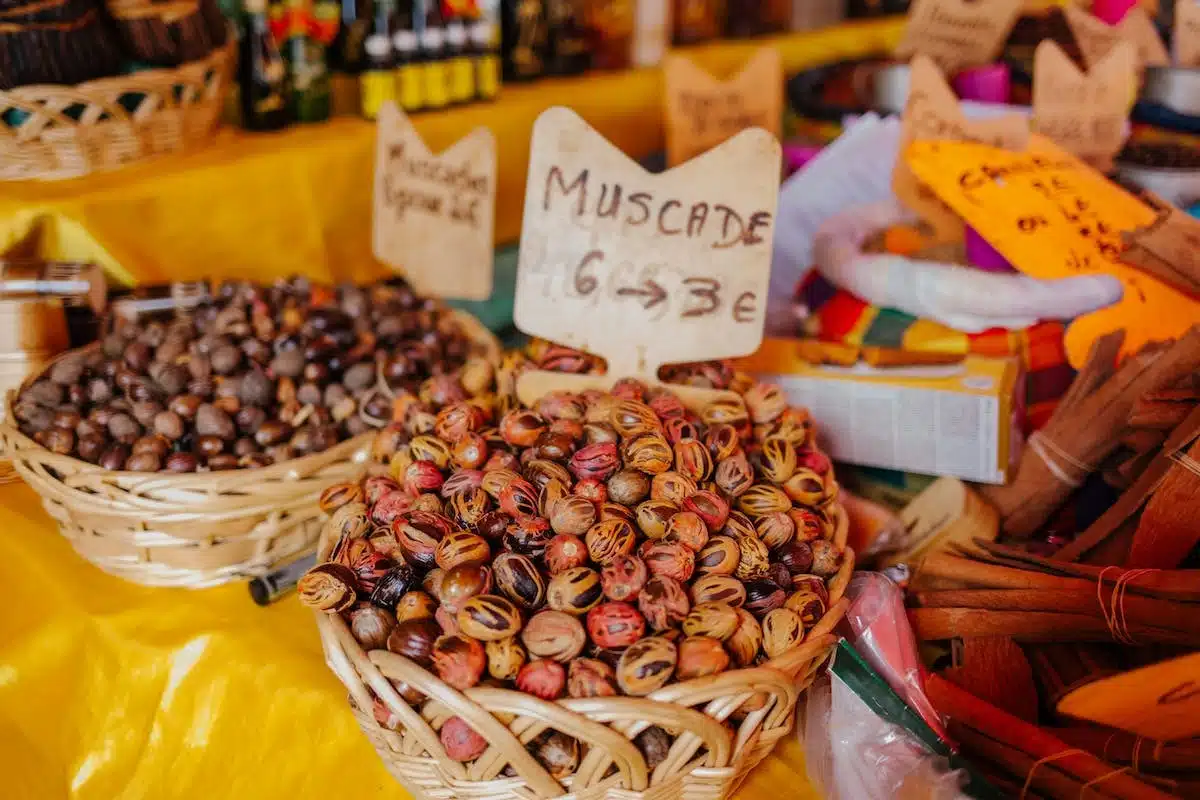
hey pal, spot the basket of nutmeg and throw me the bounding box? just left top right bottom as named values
left=300, top=371, right=852, bottom=800
left=0, top=277, right=500, bottom=588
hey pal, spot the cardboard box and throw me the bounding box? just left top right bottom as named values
left=738, top=339, right=1023, bottom=484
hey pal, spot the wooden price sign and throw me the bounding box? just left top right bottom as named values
left=1032, top=40, right=1135, bottom=172
left=1062, top=5, right=1169, bottom=70
left=904, top=136, right=1200, bottom=367
left=1122, top=193, right=1200, bottom=297
left=663, top=48, right=783, bottom=167
left=513, top=107, right=781, bottom=409
left=894, top=55, right=1029, bottom=242
left=894, top=0, right=1023, bottom=73
left=1058, top=652, right=1200, bottom=740
left=1178, top=0, right=1200, bottom=67
left=373, top=102, right=496, bottom=301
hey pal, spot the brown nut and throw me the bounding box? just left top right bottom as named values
left=546, top=567, right=603, bottom=615
left=616, top=636, right=677, bottom=696
left=457, top=595, right=523, bottom=642
left=522, top=609, right=586, bottom=662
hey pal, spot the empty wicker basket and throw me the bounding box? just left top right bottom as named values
left=0, top=309, right=500, bottom=588
left=312, top=507, right=852, bottom=800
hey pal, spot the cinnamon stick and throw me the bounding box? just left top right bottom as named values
left=985, top=326, right=1200, bottom=538
left=951, top=723, right=1097, bottom=800
left=1053, top=725, right=1200, bottom=773
left=920, top=553, right=1098, bottom=593
left=1128, top=436, right=1200, bottom=569
left=1026, top=644, right=1120, bottom=708
left=914, top=589, right=1200, bottom=636
left=927, top=674, right=1178, bottom=800
left=909, top=608, right=1200, bottom=647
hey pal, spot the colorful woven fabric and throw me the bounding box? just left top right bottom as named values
left=796, top=271, right=1075, bottom=431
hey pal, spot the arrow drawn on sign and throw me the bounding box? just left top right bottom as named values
left=616, top=279, right=667, bottom=310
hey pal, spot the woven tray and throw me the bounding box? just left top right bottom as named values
left=313, top=506, right=852, bottom=800
left=0, top=37, right=234, bottom=182
left=0, top=310, right=501, bottom=588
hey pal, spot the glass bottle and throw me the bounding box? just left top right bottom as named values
left=283, top=0, right=333, bottom=121
left=588, top=0, right=634, bottom=70
left=501, top=0, right=546, bottom=81
left=545, top=0, right=590, bottom=74
left=240, top=0, right=292, bottom=130
left=330, top=0, right=372, bottom=71
left=394, top=24, right=425, bottom=111
left=471, top=14, right=500, bottom=99
left=421, top=0, right=451, bottom=109
left=361, top=0, right=398, bottom=118
left=672, top=0, right=721, bottom=43
left=445, top=12, right=475, bottom=104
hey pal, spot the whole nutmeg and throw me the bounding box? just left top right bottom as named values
left=42, top=427, right=75, bottom=456
left=636, top=727, right=672, bottom=771
left=569, top=441, right=619, bottom=482
left=125, top=452, right=161, bottom=472
left=634, top=499, right=677, bottom=540
left=522, top=609, right=586, bottom=662
left=676, top=636, right=730, bottom=680
left=650, top=472, right=697, bottom=505
left=784, top=590, right=826, bottom=627
left=499, top=409, right=546, bottom=447
left=441, top=716, right=488, bottom=762
left=682, top=602, right=739, bottom=641
left=600, top=554, right=649, bottom=602
left=586, top=602, right=645, bottom=649
left=759, top=436, right=797, bottom=485
left=98, top=444, right=131, bottom=471
left=782, top=468, right=825, bottom=506
left=766, top=562, right=793, bottom=592
left=606, top=468, right=650, bottom=506
left=544, top=534, right=588, bottom=575
left=744, top=382, right=787, bottom=425
left=548, top=495, right=597, bottom=537
left=370, top=563, right=418, bottom=609
left=744, top=580, right=787, bottom=617
left=448, top=488, right=489, bottom=528
left=616, top=636, right=677, bottom=696
left=642, top=541, right=695, bottom=583
left=599, top=502, right=634, bottom=524
left=435, top=532, right=490, bottom=571
left=690, top=574, right=746, bottom=608
left=664, top=511, right=709, bottom=552
left=431, top=633, right=486, bottom=690
left=516, top=658, right=566, bottom=700
left=714, top=451, right=754, bottom=498
left=437, top=563, right=493, bottom=614
left=319, top=482, right=363, bottom=514
left=107, top=412, right=140, bottom=444
left=168, top=394, right=202, bottom=420
left=610, top=400, right=659, bottom=438
left=165, top=452, right=198, bottom=473
left=726, top=608, right=763, bottom=667
left=637, top=575, right=690, bottom=632
left=810, top=540, right=841, bottom=577
left=682, top=490, right=729, bottom=533
left=485, top=636, right=527, bottom=681
left=534, top=732, right=580, bottom=779
left=396, top=513, right=448, bottom=569
left=350, top=605, right=396, bottom=651
left=696, top=536, right=740, bottom=577
left=255, top=419, right=291, bottom=447
left=546, top=567, right=603, bottom=615
left=584, top=519, right=636, bottom=566
left=436, top=605, right=460, bottom=636
left=498, top=479, right=539, bottom=518
left=755, top=511, right=796, bottom=550
left=503, top=514, right=554, bottom=558
left=573, top=478, right=606, bottom=505
left=475, top=510, right=512, bottom=541
left=395, top=591, right=438, bottom=623
left=762, top=608, right=805, bottom=659
left=76, top=434, right=105, bottom=463
left=567, top=657, right=618, bottom=698
left=195, top=435, right=225, bottom=458
left=457, top=595, right=523, bottom=642
left=153, top=410, right=185, bottom=440
left=623, top=433, right=672, bottom=474
left=734, top=533, right=771, bottom=581
left=297, top=562, right=357, bottom=611
left=492, top=552, right=547, bottom=611
left=673, top=438, right=713, bottom=482
left=195, top=403, right=235, bottom=439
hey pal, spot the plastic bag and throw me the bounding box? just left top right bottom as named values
left=801, top=673, right=971, bottom=800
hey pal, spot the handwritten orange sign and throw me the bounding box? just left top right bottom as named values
left=905, top=136, right=1200, bottom=367
left=894, top=55, right=1029, bottom=241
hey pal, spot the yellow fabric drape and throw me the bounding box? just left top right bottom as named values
left=0, top=20, right=903, bottom=287
left=0, top=481, right=822, bottom=800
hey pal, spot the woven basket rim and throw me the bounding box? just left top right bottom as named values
left=312, top=467, right=853, bottom=799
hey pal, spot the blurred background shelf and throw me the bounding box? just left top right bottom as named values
left=0, top=17, right=903, bottom=293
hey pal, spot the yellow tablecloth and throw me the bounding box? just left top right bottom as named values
left=0, top=20, right=902, bottom=287
left=0, top=480, right=822, bottom=800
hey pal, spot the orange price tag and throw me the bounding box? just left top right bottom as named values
left=904, top=136, right=1200, bottom=367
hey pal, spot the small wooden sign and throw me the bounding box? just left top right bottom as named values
left=1177, top=0, right=1200, bottom=67
left=894, top=0, right=1024, bottom=73
left=1062, top=5, right=1170, bottom=70
left=1057, top=652, right=1200, bottom=740
left=513, top=107, right=781, bottom=408
left=663, top=48, right=783, bottom=167
left=373, top=102, right=496, bottom=301
left=1122, top=193, right=1200, bottom=297
left=1032, top=40, right=1135, bottom=172
left=904, top=136, right=1200, bottom=367
left=894, top=55, right=1029, bottom=241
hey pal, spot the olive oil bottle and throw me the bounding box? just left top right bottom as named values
left=361, top=0, right=397, bottom=118
left=501, top=0, right=546, bottom=81
left=420, top=0, right=451, bottom=109
left=445, top=12, right=475, bottom=104
left=239, top=0, right=292, bottom=130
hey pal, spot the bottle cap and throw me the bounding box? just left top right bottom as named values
left=393, top=29, right=418, bottom=51
left=365, top=33, right=392, bottom=57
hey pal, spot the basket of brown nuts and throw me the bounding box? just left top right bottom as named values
left=301, top=373, right=853, bottom=800
left=0, top=277, right=500, bottom=588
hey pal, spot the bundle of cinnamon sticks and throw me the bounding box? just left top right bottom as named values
left=909, top=542, right=1200, bottom=648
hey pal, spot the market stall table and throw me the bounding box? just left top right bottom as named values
left=0, top=480, right=822, bottom=800
left=0, top=20, right=903, bottom=287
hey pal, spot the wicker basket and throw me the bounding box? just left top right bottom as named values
left=0, top=36, right=234, bottom=182
left=312, top=507, right=853, bottom=800
left=0, top=310, right=501, bottom=588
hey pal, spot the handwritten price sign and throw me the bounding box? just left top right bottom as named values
left=373, top=102, right=496, bottom=300
left=514, top=106, right=780, bottom=383
left=663, top=48, right=782, bottom=167
left=894, top=0, right=1023, bottom=73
